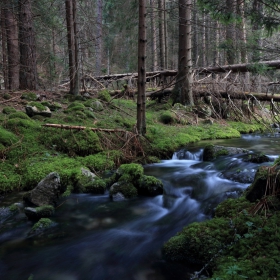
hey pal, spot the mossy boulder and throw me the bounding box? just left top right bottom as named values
left=74, top=167, right=106, bottom=194
left=23, top=172, right=62, bottom=206
left=41, top=101, right=62, bottom=111
left=0, top=127, right=18, bottom=147
left=116, top=163, right=144, bottom=183
left=245, top=165, right=280, bottom=202
left=203, top=145, right=249, bottom=161
left=29, top=218, right=56, bottom=235
left=109, top=181, right=138, bottom=201
left=21, top=92, right=37, bottom=101
left=98, top=90, right=111, bottom=102
left=40, top=129, right=102, bottom=156
left=2, top=106, right=17, bottom=115
left=26, top=103, right=51, bottom=117
left=162, top=218, right=232, bottom=265
left=137, top=175, right=164, bottom=196
left=24, top=205, right=55, bottom=220
left=65, top=101, right=85, bottom=112
left=159, top=111, right=176, bottom=124
left=8, top=111, right=30, bottom=120
left=243, top=152, right=271, bottom=163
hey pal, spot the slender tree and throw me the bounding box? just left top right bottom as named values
left=19, top=0, right=38, bottom=90
left=137, top=0, right=146, bottom=135
left=173, top=0, right=194, bottom=106
left=1, top=7, right=8, bottom=89
left=65, top=0, right=79, bottom=95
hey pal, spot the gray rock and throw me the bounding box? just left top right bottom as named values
left=203, top=145, right=249, bottom=161
left=25, top=105, right=52, bottom=117
left=24, top=205, right=55, bottom=220
left=23, top=172, right=61, bottom=206
left=91, top=100, right=104, bottom=111
left=111, top=192, right=126, bottom=202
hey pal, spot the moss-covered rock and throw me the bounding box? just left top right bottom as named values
left=245, top=165, right=280, bottom=202
left=137, top=175, right=164, bottom=196
left=98, top=90, right=111, bottom=102
left=40, top=128, right=102, bottom=156
left=243, top=152, right=271, bottom=163
left=24, top=205, right=55, bottom=220
left=0, top=127, right=18, bottom=146
left=109, top=181, right=138, bottom=200
left=203, top=145, right=249, bottom=161
left=29, top=218, right=56, bottom=235
left=162, top=218, right=232, bottom=265
left=159, top=111, right=176, bottom=124
left=21, top=92, right=37, bottom=101
left=8, top=111, right=30, bottom=120
left=2, top=106, right=17, bottom=115
left=116, top=163, right=144, bottom=183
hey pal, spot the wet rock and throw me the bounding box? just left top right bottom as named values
left=243, top=153, right=271, bottom=163
left=24, top=205, right=55, bottom=220
left=203, top=145, right=249, bottom=161
left=109, top=181, right=138, bottom=201
left=137, top=175, right=164, bottom=196
left=245, top=166, right=280, bottom=202
left=23, top=172, right=61, bottom=207
left=28, top=218, right=56, bottom=236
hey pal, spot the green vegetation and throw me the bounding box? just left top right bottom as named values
left=30, top=218, right=55, bottom=233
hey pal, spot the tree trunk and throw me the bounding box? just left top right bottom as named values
left=65, top=0, right=79, bottom=95
left=163, top=0, right=168, bottom=69
left=225, top=0, right=236, bottom=65
left=137, top=0, right=146, bottom=135
left=96, top=0, right=103, bottom=75
left=4, top=4, right=19, bottom=90
left=19, top=0, right=37, bottom=90
left=150, top=0, right=158, bottom=71
left=0, top=8, right=8, bottom=89
left=173, top=0, right=194, bottom=106
left=252, top=0, right=263, bottom=62
left=158, top=0, right=165, bottom=70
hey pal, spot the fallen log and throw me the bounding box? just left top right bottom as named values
left=146, top=88, right=280, bottom=102
left=88, top=60, right=280, bottom=81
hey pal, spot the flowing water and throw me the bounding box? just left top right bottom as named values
left=1, top=132, right=280, bottom=280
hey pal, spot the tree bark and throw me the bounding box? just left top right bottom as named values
left=19, top=0, right=37, bottom=90
left=225, top=0, right=236, bottom=65
left=96, top=0, right=103, bottom=76
left=173, top=0, right=194, bottom=106
left=65, top=0, right=79, bottom=95
left=150, top=0, right=158, bottom=71
left=0, top=8, right=8, bottom=89
left=158, top=0, right=165, bottom=70
left=4, top=3, right=19, bottom=90
left=137, top=0, right=147, bottom=135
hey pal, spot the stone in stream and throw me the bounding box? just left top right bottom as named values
left=203, top=145, right=249, bottom=161
left=23, top=172, right=61, bottom=207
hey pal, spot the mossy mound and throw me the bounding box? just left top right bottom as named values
left=137, top=175, right=163, bottom=196
left=98, top=90, right=111, bottom=102
left=159, top=111, right=176, bottom=124
left=29, top=218, right=56, bottom=235
left=40, top=128, right=102, bottom=156
left=0, top=127, right=18, bottom=147
left=116, top=163, right=144, bottom=182
left=24, top=205, right=55, bottom=220
left=21, top=92, right=37, bottom=101
left=2, top=107, right=17, bottom=115
left=65, top=101, right=85, bottom=112
left=8, top=111, right=30, bottom=120
left=109, top=181, right=138, bottom=199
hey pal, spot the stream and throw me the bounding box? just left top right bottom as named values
left=1, top=132, right=280, bottom=280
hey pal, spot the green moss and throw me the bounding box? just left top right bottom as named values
left=159, top=111, right=176, bottom=124
left=137, top=175, right=163, bottom=196
left=3, top=93, right=12, bottom=100
left=109, top=182, right=138, bottom=198
left=20, top=156, right=82, bottom=190
left=65, top=102, right=85, bottom=112
left=82, top=151, right=120, bottom=172
left=117, top=163, right=144, bottom=182
left=83, top=178, right=107, bottom=194
left=5, top=118, right=37, bottom=130
left=40, top=128, right=102, bottom=156
left=8, top=111, right=30, bottom=120
left=9, top=204, right=18, bottom=212
left=0, top=127, right=18, bottom=146
left=2, top=107, right=17, bottom=115
left=98, top=89, right=111, bottom=102
left=22, top=92, right=37, bottom=101
left=28, top=101, right=47, bottom=111
left=30, top=218, right=54, bottom=233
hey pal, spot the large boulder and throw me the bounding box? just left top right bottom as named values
left=203, top=145, right=249, bottom=161
left=23, top=172, right=61, bottom=206
left=25, top=104, right=52, bottom=117
left=109, top=181, right=138, bottom=201
left=137, top=175, right=164, bottom=196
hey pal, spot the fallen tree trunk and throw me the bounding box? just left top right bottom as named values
left=146, top=88, right=280, bottom=102
left=88, top=60, right=280, bottom=81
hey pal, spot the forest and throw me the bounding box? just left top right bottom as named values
left=0, top=0, right=280, bottom=280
